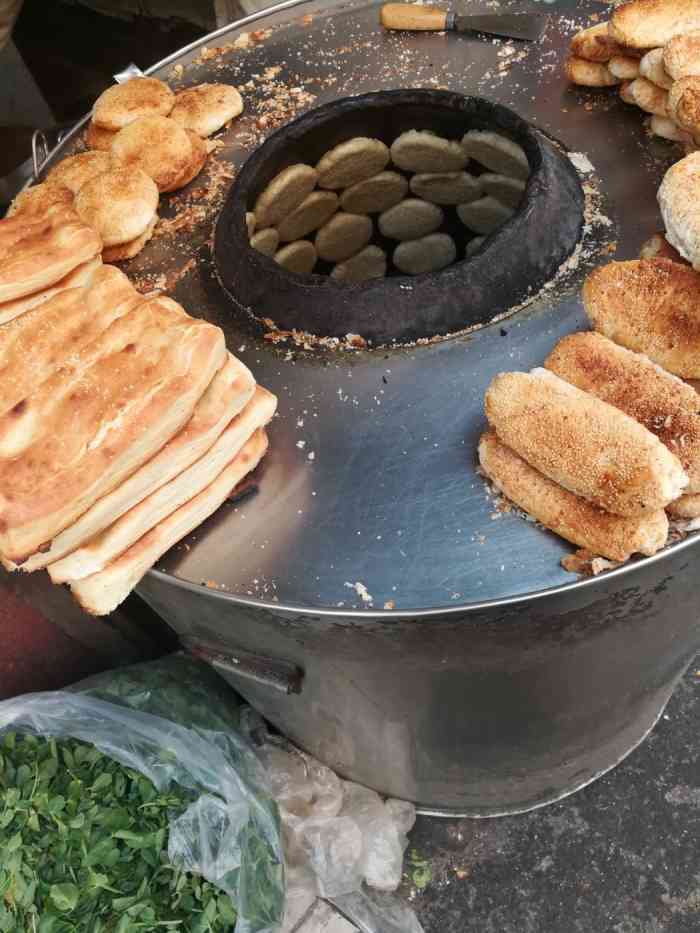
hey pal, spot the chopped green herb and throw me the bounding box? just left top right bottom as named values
left=0, top=732, right=237, bottom=932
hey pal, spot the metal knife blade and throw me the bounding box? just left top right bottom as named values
left=451, top=12, right=548, bottom=42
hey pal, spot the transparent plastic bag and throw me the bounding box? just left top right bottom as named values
left=0, top=655, right=284, bottom=933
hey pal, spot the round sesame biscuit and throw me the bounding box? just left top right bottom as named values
left=93, top=77, right=175, bottom=131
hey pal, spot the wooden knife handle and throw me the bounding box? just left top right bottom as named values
left=380, top=3, right=448, bottom=31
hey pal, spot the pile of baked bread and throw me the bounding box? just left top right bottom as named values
left=480, top=230, right=700, bottom=564
left=0, top=96, right=275, bottom=615
left=566, top=0, right=700, bottom=149
left=9, top=77, right=243, bottom=263
left=247, top=129, right=530, bottom=280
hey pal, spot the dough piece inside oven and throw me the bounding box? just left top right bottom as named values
left=461, top=129, right=529, bottom=179
left=317, top=137, right=390, bottom=190
left=391, top=130, right=467, bottom=173
left=340, top=171, right=408, bottom=214
left=378, top=198, right=443, bottom=241
left=393, top=233, right=456, bottom=275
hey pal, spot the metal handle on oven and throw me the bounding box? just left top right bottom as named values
left=184, top=637, right=304, bottom=695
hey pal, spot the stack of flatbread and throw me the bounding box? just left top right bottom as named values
left=0, top=205, right=276, bottom=616
left=565, top=0, right=700, bottom=150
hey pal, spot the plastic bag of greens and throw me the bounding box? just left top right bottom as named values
left=0, top=654, right=284, bottom=933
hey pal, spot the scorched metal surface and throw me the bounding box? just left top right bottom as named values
left=38, top=0, right=700, bottom=812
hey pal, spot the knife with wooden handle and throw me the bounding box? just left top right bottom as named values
left=380, top=3, right=548, bottom=42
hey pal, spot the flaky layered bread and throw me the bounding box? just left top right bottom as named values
left=565, top=56, right=620, bottom=86
left=619, top=80, right=637, bottom=104
left=0, top=265, right=141, bottom=420
left=583, top=258, right=700, bottom=377
left=639, top=48, right=674, bottom=88
left=71, top=428, right=269, bottom=616
left=85, top=120, right=117, bottom=152
left=102, top=215, right=158, bottom=262
left=610, top=0, right=700, bottom=49
left=169, top=83, right=243, bottom=137
left=484, top=369, right=688, bottom=516
left=74, top=167, right=159, bottom=247
left=648, top=114, right=694, bottom=143
left=93, top=77, right=175, bottom=131
left=570, top=22, right=622, bottom=63
left=639, top=231, right=688, bottom=262
left=668, top=76, right=700, bottom=132
left=46, top=151, right=113, bottom=195
left=110, top=116, right=194, bottom=193
left=609, top=55, right=641, bottom=79
left=0, top=297, right=226, bottom=562
left=664, top=30, right=700, bottom=80
left=0, top=208, right=102, bottom=303
left=21, top=354, right=255, bottom=574
left=7, top=182, right=74, bottom=218
left=49, top=386, right=275, bottom=583
left=478, top=431, right=668, bottom=561
left=545, top=332, right=700, bottom=493
left=0, top=256, right=102, bottom=326
left=667, top=491, right=700, bottom=517
left=628, top=77, right=669, bottom=115
left=658, top=151, right=700, bottom=267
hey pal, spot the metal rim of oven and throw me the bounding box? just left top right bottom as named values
left=30, top=0, right=700, bottom=620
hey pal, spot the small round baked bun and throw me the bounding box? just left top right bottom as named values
left=86, top=120, right=117, bottom=152
left=166, top=130, right=209, bottom=191
left=457, top=196, right=514, bottom=234
left=479, top=173, right=526, bottom=209
left=251, top=228, right=279, bottom=256
left=639, top=48, right=673, bottom=90
left=277, top=191, right=338, bottom=242
left=461, top=130, right=530, bottom=179
left=316, top=138, right=390, bottom=189
left=93, top=77, right=175, bottom=131
left=102, top=214, right=158, bottom=262
left=394, top=233, right=456, bottom=275
left=340, top=171, right=408, bottom=214
left=664, top=31, right=700, bottom=81
left=275, top=240, right=317, bottom=274
left=169, top=83, right=243, bottom=137
left=7, top=182, right=74, bottom=218
left=668, top=76, right=700, bottom=133
left=409, top=171, right=481, bottom=205
left=608, top=55, right=641, bottom=80
left=254, top=164, right=318, bottom=228
left=110, top=115, right=193, bottom=192
left=378, top=199, right=443, bottom=241
left=75, top=167, right=159, bottom=246
left=465, top=235, right=486, bottom=258
left=315, top=213, right=373, bottom=262
left=46, top=151, right=113, bottom=195
left=331, top=245, right=387, bottom=283
left=391, top=130, right=467, bottom=172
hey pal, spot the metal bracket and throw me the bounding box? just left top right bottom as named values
left=184, top=638, right=304, bottom=695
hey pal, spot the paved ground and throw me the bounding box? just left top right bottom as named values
left=406, top=664, right=700, bottom=933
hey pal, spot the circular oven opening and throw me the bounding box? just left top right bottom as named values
left=215, top=90, right=585, bottom=346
